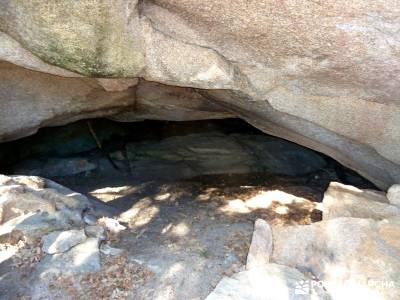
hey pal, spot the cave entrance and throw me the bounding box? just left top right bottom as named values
left=0, top=117, right=377, bottom=221
left=0, top=118, right=378, bottom=298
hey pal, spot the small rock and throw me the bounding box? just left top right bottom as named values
left=85, top=225, right=107, bottom=241
left=98, top=217, right=126, bottom=233
left=100, top=244, right=124, bottom=256
left=387, top=184, right=400, bottom=207
left=246, top=219, right=273, bottom=270
left=42, top=229, right=86, bottom=254
left=39, top=237, right=101, bottom=277
left=83, top=212, right=98, bottom=226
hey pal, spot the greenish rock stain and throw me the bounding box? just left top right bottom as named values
left=0, top=0, right=145, bottom=77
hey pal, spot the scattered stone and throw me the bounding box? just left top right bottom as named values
left=246, top=219, right=273, bottom=270
left=42, top=229, right=86, bottom=254
left=83, top=212, right=98, bottom=226
left=272, top=217, right=400, bottom=300
left=387, top=184, right=400, bottom=207
left=85, top=225, right=107, bottom=241
left=100, top=244, right=124, bottom=256
left=322, top=182, right=400, bottom=220
left=0, top=175, right=95, bottom=244
left=98, top=217, right=126, bottom=233
left=39, top=238, right=101, bottom=277
left=206, top=264, right=330, bottom=300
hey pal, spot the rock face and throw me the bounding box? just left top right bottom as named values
left=272, top=217, right=400, bottom=300
left=12, top=158, right=97, bottom=178
left=387, top=184, right=400, bottom=207
left=0, top=175, right=92, bottom=243
left=206, top=264, right=330, bottom=300
left=39, top=237, right=101, bottom=278
left=1, top=1, right=400, bottom=188
left=42, top=229, right=87, bottom=254
left=0, top=186, right=56, bottom=224
left=0, top=174, right=129, bottom=296
left=322, top=182, right=400, bottom=220
left=126, top=132, right=326, bottom=180
left=246, top=219, right=273, bottom=270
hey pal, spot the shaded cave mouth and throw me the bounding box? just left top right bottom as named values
left=0, top=118, right=377, bottom=224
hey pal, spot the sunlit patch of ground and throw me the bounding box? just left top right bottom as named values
left=0, top=171, right=325, bottom=299
left=48, top=172, right=324, bottom=299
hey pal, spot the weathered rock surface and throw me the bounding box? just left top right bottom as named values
left=322, top=182, right=400, bottom=220
left=127, top=132, right=326, bottom=180
left=39, top=237, right=101, bottom=278
left=0, top=175, right=45, bottom=190
left=0, top=61, right=135, bottom=142
left=12, top=158, right=97, bottom=178
left=0, top=175, right=92, bottom=243
left=42, top=229, right=86, bottom=254
left=85, top=225, right=107, bottom=241
left=111, top=81, right=233, bottom=122
left=246, top=219, right=273, bottom=270
left=271, top=217, right=400, bottom=300
left=0, top=187, right=56, bottom=224
left=206, top=264, right=330, bottom=300
left=387, top=184, right=400, bottom=207
left=1, top=1, right=400, bottom=188
left=99, top=244, right=124, bottom=256
left=98, top=217, right=126, bottom=234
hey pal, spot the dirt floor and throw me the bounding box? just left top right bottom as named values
left=46, top=169, right=324, bottom=300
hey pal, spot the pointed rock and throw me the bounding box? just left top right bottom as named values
left=246, top=219, right=273, bottom=270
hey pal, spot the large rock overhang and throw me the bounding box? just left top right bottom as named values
left=0, top=0, right=399, bottom=189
